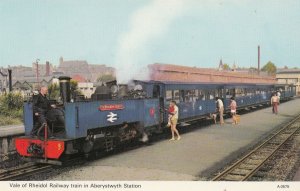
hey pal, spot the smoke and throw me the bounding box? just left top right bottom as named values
left=115, top=0, right=187, bottom=84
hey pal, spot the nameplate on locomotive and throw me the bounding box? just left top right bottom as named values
left=98, top=104, right=125, bottom=111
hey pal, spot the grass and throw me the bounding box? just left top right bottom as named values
left=0, top=114, right=23, bottom=126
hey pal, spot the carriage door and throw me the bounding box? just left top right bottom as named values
left=153, top=85, right=160, bottom=98
left=153, top=85, right=164, bottom=125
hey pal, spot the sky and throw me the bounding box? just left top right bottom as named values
left=1, top=0, right=300, bottom=82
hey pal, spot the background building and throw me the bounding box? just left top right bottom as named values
left=149, top=63, right=276, bottom=84
left=0, top=68, right=8, bottom=94
left=276, top=69, right=300, bottom=95
left=57, top=57, right=115, bottom=82
left=77, top=82, right=95, bottom=99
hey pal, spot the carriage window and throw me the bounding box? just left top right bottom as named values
left=192, top=90, right=199, bottom=101
left=214, top=90, right=220, bottom=98
left=166, top=90, right=172, bottom=101
left=246, top=89, right=254, bottom=96
left=226, top=89, right=235, bottom=98
left=199, top=90, right=205, bottom=100
left=235, top=88, right=245, bottom=97
left=173, top=90, right=180, bottom=103
left=184, top=90, right=194, bottom=102
left=225, top=89, right=231, bottom=98
left=180, top=90, right=185, bottom=102
left=206, top=90, right=215, bottom=100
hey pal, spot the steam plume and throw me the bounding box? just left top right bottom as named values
left=115, top=0, right=186, bottom=84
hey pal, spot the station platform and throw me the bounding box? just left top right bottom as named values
left=0, top=124, right=24, bottom=137
left=294, top=171, right=300, bottom=181
left=50, top=97, right=300, bottom=181
left=0, top=124, right=24, bottom=160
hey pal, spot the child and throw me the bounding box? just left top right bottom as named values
left=229, top=97, right=238, bottom=124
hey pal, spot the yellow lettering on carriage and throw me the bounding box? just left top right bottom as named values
left=57, top=143, right=62, bottom=151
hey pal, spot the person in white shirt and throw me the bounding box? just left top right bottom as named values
left=215, top=97, right=224, bottom=125
left=168, top=100, right=181, bottom=141
left=276, top=91, right=281, bottom=104
left=271, top=93, right=279, bottom=114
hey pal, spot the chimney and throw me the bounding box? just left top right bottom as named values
left=59, top=57, right=63, bottom=65
left=46, top=61, right=50, bottom=76
left=58, top=76, right=71, bottom=103
left=258, top=45, right=260, bottom=75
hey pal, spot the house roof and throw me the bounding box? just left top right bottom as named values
left=148, top=63, right=276, bottom=84
left=277, top=69, right=300, bottom=74
left=0, top=70, right=7, bottom=77
left=71, top=74, right=86, bottom=82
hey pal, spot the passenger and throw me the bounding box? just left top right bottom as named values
left=271, top=93, right=279, bottom=114
left=229, top=97, right=238, bottom=125
left=168, top=100, right=181, bottom=141
left=31, top=86, right=56, bottom=136
left=215, top=97, right=224, bottom=125
left=277, top=91, right=281, bottom=104
left=166, top=102, right=175, bottom=127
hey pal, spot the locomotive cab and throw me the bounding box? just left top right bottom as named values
left=31, top=104, right=66, bottom=138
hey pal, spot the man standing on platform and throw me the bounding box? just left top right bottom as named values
left=216, top=97, right=224, bottom=125
left=271, top=93, right=279, bottom=114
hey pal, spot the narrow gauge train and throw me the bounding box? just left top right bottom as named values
left=15, top=77, right=296, bottom=164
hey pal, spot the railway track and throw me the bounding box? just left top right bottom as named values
left=0, top=163, right=53, bottom=181
left=212, top=114, right=300, bottom=181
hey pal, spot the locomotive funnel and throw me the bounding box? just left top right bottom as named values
left=58, top=76, right=71, bottom=103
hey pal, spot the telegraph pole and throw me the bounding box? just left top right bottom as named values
left=258, top=45, right=260, bottom=75
left=36, top=58, right=40, bottom=89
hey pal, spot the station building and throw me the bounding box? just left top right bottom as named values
left=276, top=69, right=300, bottom=96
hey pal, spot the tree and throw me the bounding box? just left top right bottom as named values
left=70, top=79, right=82, bottom=98
left=223, top=63, right=230, bottom=70
left=97, top=74, right=116, bottom=83
left=48, top=83, right=60, bottom=100
left=0, top=92, right=24, bottom=125
left=261, top=61, right=277, bottom=75
left=48, top=80, right=81, bottom=101
left=70, top=79, right=78, bottom=93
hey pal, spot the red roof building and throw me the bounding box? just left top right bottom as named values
left=148, top=63, right=276, bottom=84
left=71, top=74, right=86, bottom=83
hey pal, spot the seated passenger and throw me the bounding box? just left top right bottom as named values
left=31, top=86, right=56, bottom=136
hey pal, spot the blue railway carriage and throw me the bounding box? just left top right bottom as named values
left=139, top=81, right=296, bottom=125
left=274, top=84, right=296, bottom=101
left=136, top=81, right=225, bottom=123
left=222, top=83, right=274, bottom=111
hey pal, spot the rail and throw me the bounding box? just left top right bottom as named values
left=212, top=114, right=300, bottom=181
left=0, top=163, right=53, bottom=181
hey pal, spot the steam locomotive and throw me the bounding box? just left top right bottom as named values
left=15, top=77, right=296, bottom=164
